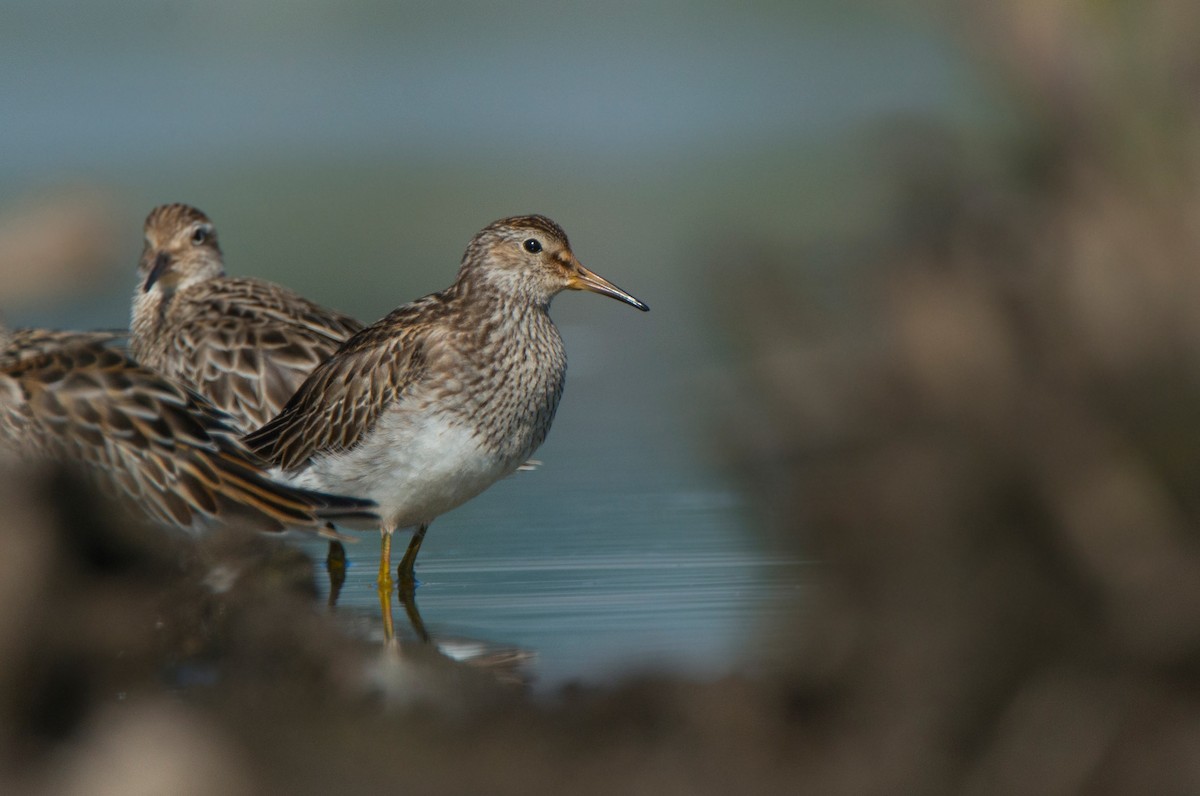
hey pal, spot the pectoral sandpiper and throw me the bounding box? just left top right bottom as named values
left=130, top=204, right=362, bottom=435
left=245, top=215, right=647, bottom=602
left=0, top=327, right=376, bottom=534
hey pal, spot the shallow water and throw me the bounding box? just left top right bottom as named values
left=301, top=520, right=806, bottom=692
left=296, top=406, right=807, bottom=691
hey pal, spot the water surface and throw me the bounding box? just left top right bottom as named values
left=299, top=453, right=806, bottom=690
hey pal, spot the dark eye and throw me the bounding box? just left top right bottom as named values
left=192, top=227, right=210, bottom=245
left=523, top=238, right=542, bottom=254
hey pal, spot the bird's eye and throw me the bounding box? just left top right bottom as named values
left=192, top=227, right=210, bottom=245
left=523, top=238, right=542, bottom=254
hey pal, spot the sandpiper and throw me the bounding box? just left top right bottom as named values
left=245, top=215, right=647, bottom=595
left=130, top=204, right=363, bottom=435
left=0, top=327, right=377, bottom=534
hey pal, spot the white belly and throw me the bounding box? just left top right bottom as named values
left=285, top=407, right=521, bottom=531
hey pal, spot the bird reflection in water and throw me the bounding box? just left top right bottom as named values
left=321, top=540, right=533, bottom=688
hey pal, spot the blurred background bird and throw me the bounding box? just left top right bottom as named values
left=0, top=326, right=377, bottom=535
left=130, top=203, right=362, bottom=435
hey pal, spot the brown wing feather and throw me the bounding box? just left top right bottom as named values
left=0, top=333, right=376, bottom=533
left=3, top=328, right=126, bottom=364
left=153, top=277, right=363, bottom=432
left=245, top=299, right=439, bottom=472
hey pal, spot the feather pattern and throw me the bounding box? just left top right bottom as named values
left=0, top=329, right=377, bottom=534
left=130, top=204, right=362, bottom=434
left=244, top=214, right=645, bottom=538
left=245, top=295, right=442, bottom=472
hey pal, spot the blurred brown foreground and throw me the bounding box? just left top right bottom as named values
left=724, top=2, right=1200, bottom=793
left=5, top=3, right=1200, bottom=794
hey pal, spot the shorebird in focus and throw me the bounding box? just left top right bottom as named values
left=245, top=215, right=648, bottom=609
left=130, top=203, right=363, bottom=435
left=0, top=327, right=377, bottom=535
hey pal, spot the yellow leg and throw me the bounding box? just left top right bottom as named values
left=378, top=530, right=393, bottom=591
left=377, top=528, right=396, bottom=644
left=397, top=523, right=429, bottom=596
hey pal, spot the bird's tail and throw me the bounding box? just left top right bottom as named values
left=192, top=450, right=378, bottom=535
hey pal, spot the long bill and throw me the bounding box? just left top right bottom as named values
left=569, top=262, right=649, bottom=312
left=143, top=251, right=172, bottom=293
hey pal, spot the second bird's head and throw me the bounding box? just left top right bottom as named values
left=138, top=203, right=224, bottom=297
